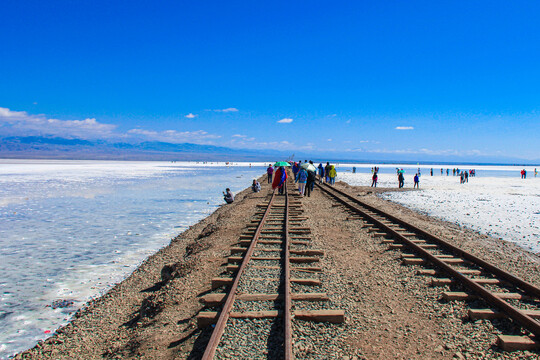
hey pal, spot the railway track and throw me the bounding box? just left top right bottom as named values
left=317, top=182, right=540, bottom=352
left=196, top=175, right=344, bottom=359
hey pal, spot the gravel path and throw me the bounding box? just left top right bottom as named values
left=15, top=178, right=540, bottom=359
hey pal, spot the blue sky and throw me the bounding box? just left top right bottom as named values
left=1, top=1, right=539, bottom=161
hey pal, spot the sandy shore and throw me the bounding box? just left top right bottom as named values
left=14, top=179, right=540, bottom=359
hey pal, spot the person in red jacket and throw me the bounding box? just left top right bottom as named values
left=272, top=166, right=288, bottom=194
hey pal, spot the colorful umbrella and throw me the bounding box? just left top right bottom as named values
left=274, top=161, right=291, bottom=167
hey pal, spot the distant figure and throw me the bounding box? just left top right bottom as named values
left=272, top=166, right=288, bottom=195
left=318, top=163, right=325, bottom=183
left=328, top=165, right=337, bottom=185
left=398, top=171, right=404, bottom=188
left=296, top=167, right=308, bottom=196
left=325, top=162, right=331, bottom=183
left=441, top=168, right=443, bottom=175
left=352, top=166, right=356, bottom=173
left=521, top=169, right=527, bottom=179
left=371, top=172, right=378, bottom=187
left=535, top=168, right=538, bottom=177
left=464, top=171, right=468, bottom=183
left=251, top=179, right=261, bottom=193
left=267, top=164, right=274, bottom=184
left=430, top=168, right=433, bottom=176
left=306, top=168, right=316, bottom=197
left=446, top=169, right=449, bottom=176
left=460, top=171, right=465, bottom=184
left=414, top=174, right=419, bottom=188
left=292, top=162, right=300, bottom=179
left=223, top=188, right=234, bottom=204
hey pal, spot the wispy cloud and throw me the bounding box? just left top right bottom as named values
left=346, top=119, right=351, bottom=124
left=356, top=147, right=486, bottom=156
left=210, top=108, right=239, bottom=113
left=185, top=113, right=197, bottom=118
left=127, top=128, right=220, bottom=144
left=277, top=118, right=293, bottom=124
left=395, top=126, right=414, bottom=130
left=0, top=107, right=117, bottom=139
left=231, top=134, right=255, bottom=142
left=0, top=107, right=225, bottom=145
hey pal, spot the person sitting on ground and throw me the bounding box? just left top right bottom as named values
left=251, top=179, right=261, bottom=193
left=223, top=188, right=234, bottom=204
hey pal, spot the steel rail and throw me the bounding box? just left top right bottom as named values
left=317, top=183, right=540, bottom=337
left=283, top=181, right=293, bottom=359
left=201, top=189, right=277, bottom=359
left=319, top=183, right=540, bottom=299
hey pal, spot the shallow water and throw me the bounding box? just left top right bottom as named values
left=0, top=160, right=265, bottom=359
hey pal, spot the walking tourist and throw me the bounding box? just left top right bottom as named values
left=267, top=164, right=274, bottom=183
left=371, top=172, right=378, bottom=187
left=272, top=166, right=288, bottom=195
left=296, top=167, right=308, bottom=196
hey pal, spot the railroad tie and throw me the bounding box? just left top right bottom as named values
left=442, top=291, right=534, bottom=301
left=497, top=335, right=540, bottom=352
left=469, top=308, right=540, bottom=320
left=199, top=292, right=330, bottom=306
left=197, top=310, right=345, bottom=329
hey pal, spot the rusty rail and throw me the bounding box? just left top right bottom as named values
left=284, top=181, right=293, bottom=359
left=201, top=189, right=277, bottom=359
left=317, top=182, right=540, bottom=337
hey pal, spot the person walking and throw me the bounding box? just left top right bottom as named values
left=328, top=165, right=337, bottom=185
left=371, top=172, right=378, bottom=187
left=414, top=174, right=419, bottom=188
left=267, top=164, right=274, bottom=184
left=325, top=162, right=331, bottom=183
left=318, top=163, right=325, bottom=183
left=306, top=168, right=316, bottom=197
left=272, top=166, right=288, bottom=194
left=398, top=171, right=404, bottom=188
left=292, top=162, right=300, bottom=180
left=295, top=167, right=308, bottom=196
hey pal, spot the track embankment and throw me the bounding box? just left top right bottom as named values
left=15, top=179, right=540, bottom=360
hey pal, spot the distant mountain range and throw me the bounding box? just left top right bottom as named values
left=0, top=136, right=538, bottom=165
left=0, top=136, right=281, bottom=161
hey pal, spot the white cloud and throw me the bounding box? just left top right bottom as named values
left=128, top=128, right=220, bottom=144
left=395, top=126, right=414, bottom=130
left=212, top=108, right=239, bottom=113
left=0, top=107, right=116, bottom=139
left=358, top=147, right=486, bottom=156
left=277, top=118, right=293, bottom=124
left=346, top=119, right=351, bottom=124
left=327, top=138, right=332, bottom=142
left=185, top=113, right=197, bottom=118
